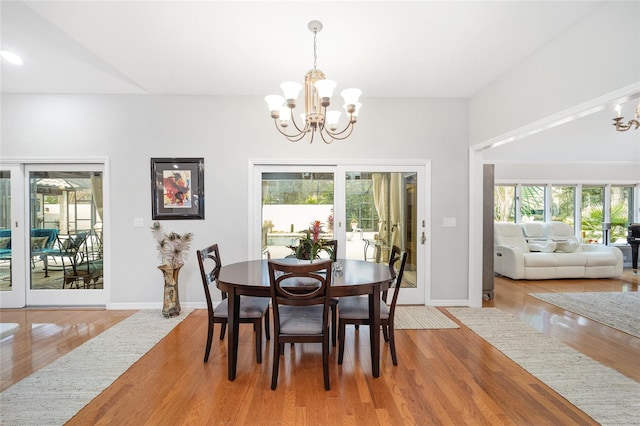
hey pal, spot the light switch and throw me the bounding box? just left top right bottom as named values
left=133, top=218, right=144, bottom=227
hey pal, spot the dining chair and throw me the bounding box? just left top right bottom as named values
left=268, top=259, right=333, bottom=390
left=324, top=239, right=339, bottom=347
left=337, top=245, right=407, bottom=366
left=196, top=243, right=270, bottom=364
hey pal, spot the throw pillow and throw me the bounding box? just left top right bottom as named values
left=31, top=236, right=49, bottom=250
left=0, top=237, right=10, bottom=250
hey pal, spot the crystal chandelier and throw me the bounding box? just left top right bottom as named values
left=265, top=21, right=362, bottom=144
left=612, top=103, right=640, bottom=131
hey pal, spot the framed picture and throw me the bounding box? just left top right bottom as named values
left=151, top=157, right=204, bottom=220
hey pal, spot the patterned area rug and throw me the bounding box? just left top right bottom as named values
left=529, top=292, right=640, bottom=338
left=0, top=309, right=192, bottom=425
left=448, top=307, right=640, bottom=426
left=394, top=305, right=459, bottom=329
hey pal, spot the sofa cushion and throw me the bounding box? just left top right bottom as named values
left=583, top=252, right=617, bottom=267
left=521, top=222, right=545, bottom=238
left=523, top=253, right=558, bottom=267
left=495, top=222, right=530, bottom=252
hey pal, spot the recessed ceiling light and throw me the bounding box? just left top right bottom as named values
left=0, top=49, right=23, bottom=65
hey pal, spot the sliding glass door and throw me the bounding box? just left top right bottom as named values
left=252, top=162, right=428, bottom=304
left=0, top=162, right=106, bottom=307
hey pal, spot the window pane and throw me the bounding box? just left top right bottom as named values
left=0, top=170, right=11, bottom=291
left=29, top=171, right=103, bottom=290
left=551, top=186, right=575, bottom=226
left=520, top=185, right=545, bottom=222
left=494, top=185, right=515, bottom=222
left=581, top=186, right=604, bottom=243
left=262, top=172, right=334, bottom=259
left=610, top=185, right=634, bottom=244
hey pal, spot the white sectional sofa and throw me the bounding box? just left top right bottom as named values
left=494, top=221, right=623, bottom=280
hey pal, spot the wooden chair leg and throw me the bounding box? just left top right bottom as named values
left=389, top=324, right=397, bottom=366
left=204, top=321, right=214, bottom=362
left=323, top=335, right=330, bottom=390
left=331, top=305, right=337, bottom=347
left=338, top=321, right=346, bottom=365
left=271, top=338, right=280, bottom=390
left=219, top=322, right=227, bottom=340
left=382, top=323, right=390, bottom=342
left=264, top=310, right=271, bottom=340
left=255, top=319, right=263, bottom=364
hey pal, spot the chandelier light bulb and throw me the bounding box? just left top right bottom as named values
left=280, top=81, right=302, bottom=103
left=265, top=95, right=285, bottom=118
left=315, top=79, right=337, bottom=99
left=341, top=88, right=362, bottom=107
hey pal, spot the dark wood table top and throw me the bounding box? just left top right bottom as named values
left=218, top=258, right=394, bottom=297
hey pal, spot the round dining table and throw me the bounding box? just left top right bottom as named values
left=217, top=258, right=395, bottom=381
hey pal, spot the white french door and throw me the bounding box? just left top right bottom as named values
left=0, top=164, right=26, bottom=308
left=250, top=161, right=429, bottom=305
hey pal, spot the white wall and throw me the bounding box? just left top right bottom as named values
left=470, top=1, right=640, bottom=146
left=1, top=95, right=470, bottom=306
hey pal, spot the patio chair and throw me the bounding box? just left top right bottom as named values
left=196, top=243, right=270, bottom=363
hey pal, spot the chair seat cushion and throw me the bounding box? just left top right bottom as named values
left=214, top=296, right=269, bottom=319
left=279, top=305, right=324, bottom=335
left=338, top=296, right=389, bottom=320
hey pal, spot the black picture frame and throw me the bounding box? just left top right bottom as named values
left=151, top=157, right=204, bottom=220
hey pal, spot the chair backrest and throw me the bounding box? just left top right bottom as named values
left=325, top=240, right=337, bottom=261
left=196, top=243, right=224, bottom=315
left=268, top=260, right=332, bottom=332
left=387, top=250, right=408, bottom=316
left=383, top=246, right=406, bottom=304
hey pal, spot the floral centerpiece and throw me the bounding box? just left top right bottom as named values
left=289, top=220, right=334, bottom=261
left=150, top=220, right=193, bottom=267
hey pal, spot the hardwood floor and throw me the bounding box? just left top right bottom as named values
left=0, top=270, right=638, bottom=425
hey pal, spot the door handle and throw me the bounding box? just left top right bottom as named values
left=421, top=232, right=426, bottom=244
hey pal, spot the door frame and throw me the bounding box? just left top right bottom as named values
left=0, top=164, right=26, bottom=308
left=249, top=159, right=431, bottom=305
left=0, top=158, right=109, bottom=307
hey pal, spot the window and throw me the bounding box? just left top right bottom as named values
left=551, top=186, right=575, bottom=226
left=494, top=185, right=516, bottom=222
left=581, top=186, right=604, bottom=243
left=520, top=185, right=545, bottom=222
left=610, top=185, right=634, bottom=244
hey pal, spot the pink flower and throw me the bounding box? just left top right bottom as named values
left=311, top=220, right=322, bottom=242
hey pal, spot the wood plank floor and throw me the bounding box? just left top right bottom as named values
left=0, top=270, right=638, bottom=425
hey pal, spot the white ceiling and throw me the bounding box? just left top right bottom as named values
left=1, top=0, right=607, bottom=98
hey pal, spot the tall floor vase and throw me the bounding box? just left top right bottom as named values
left=158, top=264, right=182, bottom=318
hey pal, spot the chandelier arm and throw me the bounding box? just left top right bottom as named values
left=273, top=120, right=307, bottom=142
left=316, top=128, right=335, bottom=144
left=288, top=111, right=308, bottom=134
left=324, top=122, right=355, bottom=141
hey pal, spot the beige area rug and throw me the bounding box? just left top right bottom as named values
left=0, top=309, right=192, bottom=426
left=394, top=305, right=459, bottom=329
left=448, top=307, right=640, bottom=426
left=530, top=291, right=640, bottom=338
